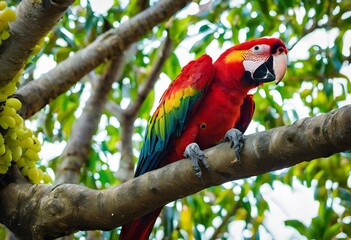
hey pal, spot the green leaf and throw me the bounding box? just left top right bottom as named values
left=284, top=219, right=308, bottom=237
left=190, top=32, right=214, bottom=56
left=54, top=47, right=71, bottom=63
left=323, top=223, right=341, bottom=240
left=138, top=88, right=155, bottom=120
left=338, top=187, right=351, bottom=208
left=169, top=17, right=192, bottom=45
left=163, top=53, right=181, bottom=80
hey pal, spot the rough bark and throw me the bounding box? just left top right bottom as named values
left=0, top=104, right=350, bottom=239
left=0, top=0, right=75, bottom=86
left=16, top=0, right=192, bottom=119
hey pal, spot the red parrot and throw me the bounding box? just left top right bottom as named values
left=120, top=37, right=288, bottom=239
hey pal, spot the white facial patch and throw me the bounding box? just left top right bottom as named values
left=243, top=57, right=269, bottom=77
left=242, top=44, right=271, bottom=77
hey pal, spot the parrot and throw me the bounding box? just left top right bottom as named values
left=120, top=37, right=288, bottom=240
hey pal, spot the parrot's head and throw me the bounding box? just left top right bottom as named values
left=215, top=37, right=288, bottom=89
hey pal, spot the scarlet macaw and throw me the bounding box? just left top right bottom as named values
left=120, top=37, right=288, bottom=239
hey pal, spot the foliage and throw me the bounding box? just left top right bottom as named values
left=1, top=0, right=351, bottom=239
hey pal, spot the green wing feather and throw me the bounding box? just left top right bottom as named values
left=135, top=54, right=214, bottom=176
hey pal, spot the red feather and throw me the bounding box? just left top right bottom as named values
left=120, top=38, right=287, bottom=240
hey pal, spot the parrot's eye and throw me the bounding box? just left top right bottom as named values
left=251, top=44, right=269, bottom=54
left=277, top=46, right=285, bottom=54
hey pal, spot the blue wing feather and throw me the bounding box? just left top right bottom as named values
left=134, top=55, right=214, bottom=177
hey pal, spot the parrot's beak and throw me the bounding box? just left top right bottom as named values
left=273, top=52, right=287, bottom=84
left=252, top=53, right=287, bottom=84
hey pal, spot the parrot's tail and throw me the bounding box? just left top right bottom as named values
left=120, top=207, right=162, bottom=240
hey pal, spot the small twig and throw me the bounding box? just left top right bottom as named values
left=105, top=101, right=124, bottom=122
left=289, top=20, right=318, bottom=51
left=209, top=204, right=239, bottom=240
left=124, top=32, right=173, bottom=118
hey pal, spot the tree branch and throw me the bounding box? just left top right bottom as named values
left=0, top=0, right=75, bottom=85
left=209, top=204, right=239, bottom=240
left=124, top=32, right=172, bottom=118
left=105, top=101, right=124, bottom=122
left=16, top=0, right=192, bottom=119
left=0, top=104, right=350, bottom=239
left=55, top=55, right=126, bottom=184
left=116, top=32, right=173, bottom=181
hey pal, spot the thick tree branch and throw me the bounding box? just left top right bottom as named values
left=0, top=105, right=350, bottom=239
left=16, top=0, right=192, bottom=119
left=0, top=0, right=75, bottom=85
left=55, top=55, right=126, bottom=184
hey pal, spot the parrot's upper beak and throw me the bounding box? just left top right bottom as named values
left=252, top=52, right=287, bottom=84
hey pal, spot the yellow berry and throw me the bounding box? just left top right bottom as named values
left=27, top=167, right=39, bottom=182
left=21, top=165, right=29, bottom=176
left=0, top=164, right=8, bottom=174
left=0, top=115, right=16, bottom=128
left=37, top=168, right=44, bottom=180
left=0, top=21, right=6, bottom=32
left=21, top=137, right=33, bottom=148
left=0, top=30, right=9, bottom=40
left=16, top=157, right=26, bottom=168
left=0, top=144, right=5, bottom=156
left=0, top=147, right=12, bottom=163
left=13, top=114, right=23, bottom=125
left=25, top=129, right=33, bottom=138
left=1, top=106, right=16, bottom=116
left=0, top=93, right=7, bottom=102
left=6, top=98, right=22, bottom=111
left=0, top=1, right=7, bottom=11
left=31, top=178, right=41, bottom=184
left=5, top=129, right=17, bottom=140
left=0, top=82, right=16, bottom=96
left=0, top=8, right=16, bottom=22
left=16, top=128, right=27, bottom=139
left=5, top=138, right=19, bottom=148
left=24, top=148, right=39, bottom=161
left=10, top=131, right=17, bottom=140
left=31, top=137, right=41, bottom=152
left=12, top=146, right=22, bottom=160
left=25, top=158, right=36, bottom=168
left=0, top=120, right=8, bottom=129
left=43, top=173, right=52, bottom=184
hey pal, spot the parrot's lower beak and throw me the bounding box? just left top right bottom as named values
left=252, top=53, right=287, bottom=84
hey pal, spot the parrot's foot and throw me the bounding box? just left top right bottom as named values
left=184, top=143, right=209, bottom=180
left=224, top=128, right=244, bottom=163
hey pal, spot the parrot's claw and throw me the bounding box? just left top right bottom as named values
left=224, top=128, right=244, bottom=163
left=184, top=143, right=209, bottom=181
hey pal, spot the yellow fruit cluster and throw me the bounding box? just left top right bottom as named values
left=0, top=78, right=51, bottom=183
left=0, top=2, right=52, bottom=184
left=0, top=1, right=16, bottom=45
